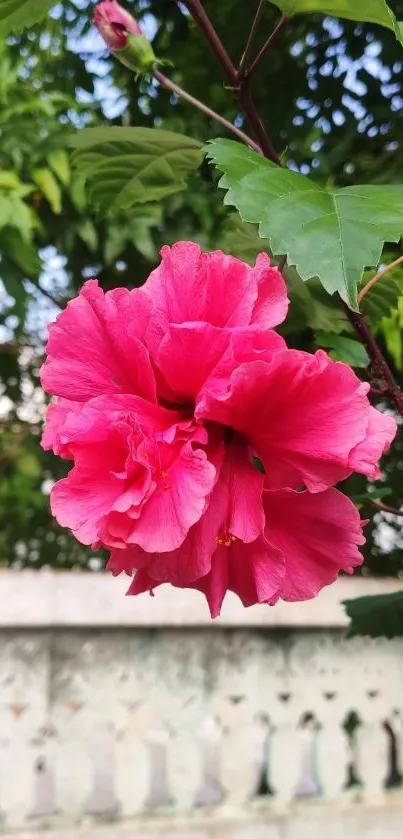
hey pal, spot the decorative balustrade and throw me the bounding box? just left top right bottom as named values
left=0, top=571, right=403, bottom=838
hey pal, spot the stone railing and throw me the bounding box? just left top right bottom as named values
left=1, top=570, right=403, bottom=839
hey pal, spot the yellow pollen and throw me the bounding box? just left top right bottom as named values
left=216, top=533, right=237, bottom=547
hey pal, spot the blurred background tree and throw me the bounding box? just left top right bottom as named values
left=0, top=0, right=402, bottom=571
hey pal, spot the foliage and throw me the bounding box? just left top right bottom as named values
left=71, top=127, right=203, bottom=213
left=0, top=0, right=402, bottom=629
left=344, top=591, right=403, bottom=637
left=268, top=0, right=403, bottom=45
left=206, top=138, right=403, bottom=308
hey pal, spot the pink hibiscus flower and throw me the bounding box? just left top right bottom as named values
left=41, top=241, right=396, bottom=616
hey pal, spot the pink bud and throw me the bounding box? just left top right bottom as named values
left=92, top=0, right=142, bottom=52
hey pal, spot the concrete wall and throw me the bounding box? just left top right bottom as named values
left=0, top=572, right=402, bottom=837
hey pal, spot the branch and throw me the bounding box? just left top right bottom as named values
left=153, top=69, right=261, bottom=153
left=244, top=15, right=289, bottom=80
left=358, top=254, right=403, bottom=305
left=238, top=0, right=266, bottom=79
left=179, top=0, right=280, bottom=163
left=342, top=302, right=403, bottom=418
left=372, top=499, right=403, bottom=518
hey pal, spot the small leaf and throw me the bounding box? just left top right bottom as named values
left=220, top=215, right=265, bottom=265
left=71, top=127, right=203, bottom=215
left=344, top=592, right=403, bottom=638
left=76, top=219, right=98, bottom=253
left=32, top=168, right=62, bottom=214
left=287, top=279, right=348, bottom=335
left=0, top=228, right=41, bottom=276
left=360, top=264, right=402, bottom=327
left=206, top=139, right=403, bottom=309
left=268, top=0, right=403, bottom=46
left=0, top=0, right=56, bottom=35
left=48, top=149, right=70, bottom=186
left=351, top=487, right=392, bottom=505
left=314, top=332, right=370, bottom=367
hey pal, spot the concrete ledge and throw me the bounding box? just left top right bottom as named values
left=3, top=803, right=403, bottom=839
left=0, top=569, right=401, bottom=628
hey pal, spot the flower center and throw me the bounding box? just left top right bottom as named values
left=216, top=529, right=237, bottom=548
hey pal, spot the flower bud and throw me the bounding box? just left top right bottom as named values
left=92, top=0, right=157, bottom=74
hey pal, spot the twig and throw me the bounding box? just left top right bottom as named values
left=358, top=254, right=403, bottom=305
left=245, top=15, right=288, bottom=80
left=372, top=499, right=403, bottom=518
left=153, top=69, right=261, bottom=153
left=179, top=0, right=280, bottom=163
left=238, top=0, right=266, bottom=79
left=342, top=303, right=403, bottom=418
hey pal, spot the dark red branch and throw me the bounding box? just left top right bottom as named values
left=180, top=0, right=280, bottom=163
left=238, top=0, right=265, bottom=79
left=245, top=15, right=289, bottom=80
left=342, top=303, right=403, bottom=418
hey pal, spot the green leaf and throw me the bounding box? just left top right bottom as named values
left=48, top=149, right=70, bottom=186
left=220, top=215, right=348, bottom=334
left=32, top=168, right=62, bottom=214
left=351, top=487, right=392, bottom=505
left=206, top=139, right=403, bottom=309
left=286, top=281, right=348, bottom=334
left=0, top=194, right=34, bottom=240
left=71, top=127, right=203, bottom=215
left=344, top=592, right=403, bottom=638
left=314, top=332, right=370, bottom=367
left=0, top=0, right=56, bottom=35
left=220, top=215, right=265, bottom=265
left=0, top=227, right=41, bottom=276
left=76, top=219, right=98, bottom=253
left=268, top=0, right=403, bottom=46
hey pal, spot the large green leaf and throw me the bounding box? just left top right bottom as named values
left=71, top=127, right=203, bottom=215
left=268, top=0, right=403, bottom=45
left=206, top=139, right=403, bottom=309
left=0, top=0, right=55, bottom=35
left=344, top=592, right=403, bottom=638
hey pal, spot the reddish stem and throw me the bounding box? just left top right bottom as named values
left=180, top=0, right=280, bottom=163
left=245, top=15, right=289, bottom=80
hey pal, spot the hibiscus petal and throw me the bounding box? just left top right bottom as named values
left=126, top=440, right=217, bottom=553
left=143, top=242, right=286, bottom=356
left=222, top=437, right=265, bottom=543
left=194, top=536, right=284, bottom=617
left=197, top=349, right=391, bottom=491
left=264, top=487, right=365, bottom=601
left=156, top=323, right=235, bottom=400
left=156, top=323, right=285, bottom=401
left=251, top=252, right=289, bottom=328
left=41, top=398, right=82, bottom=457
left=41, top=280, right=156, bottom=403
left=348, top=406, right=397, bottom=479
left=50, top=461, right=123, bottom=545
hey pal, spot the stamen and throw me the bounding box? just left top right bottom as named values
left=216, top=531, right=237, bottom=547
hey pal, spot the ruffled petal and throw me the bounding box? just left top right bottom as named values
left=197, top=349, right=393, bottom=491
left=41, top=280, right=155, bottom=403
left=143, top=243, right=288, bottom=356
left=264, top=487, right=365, bottom=601
left=348, top=406, right=397, bottom=479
